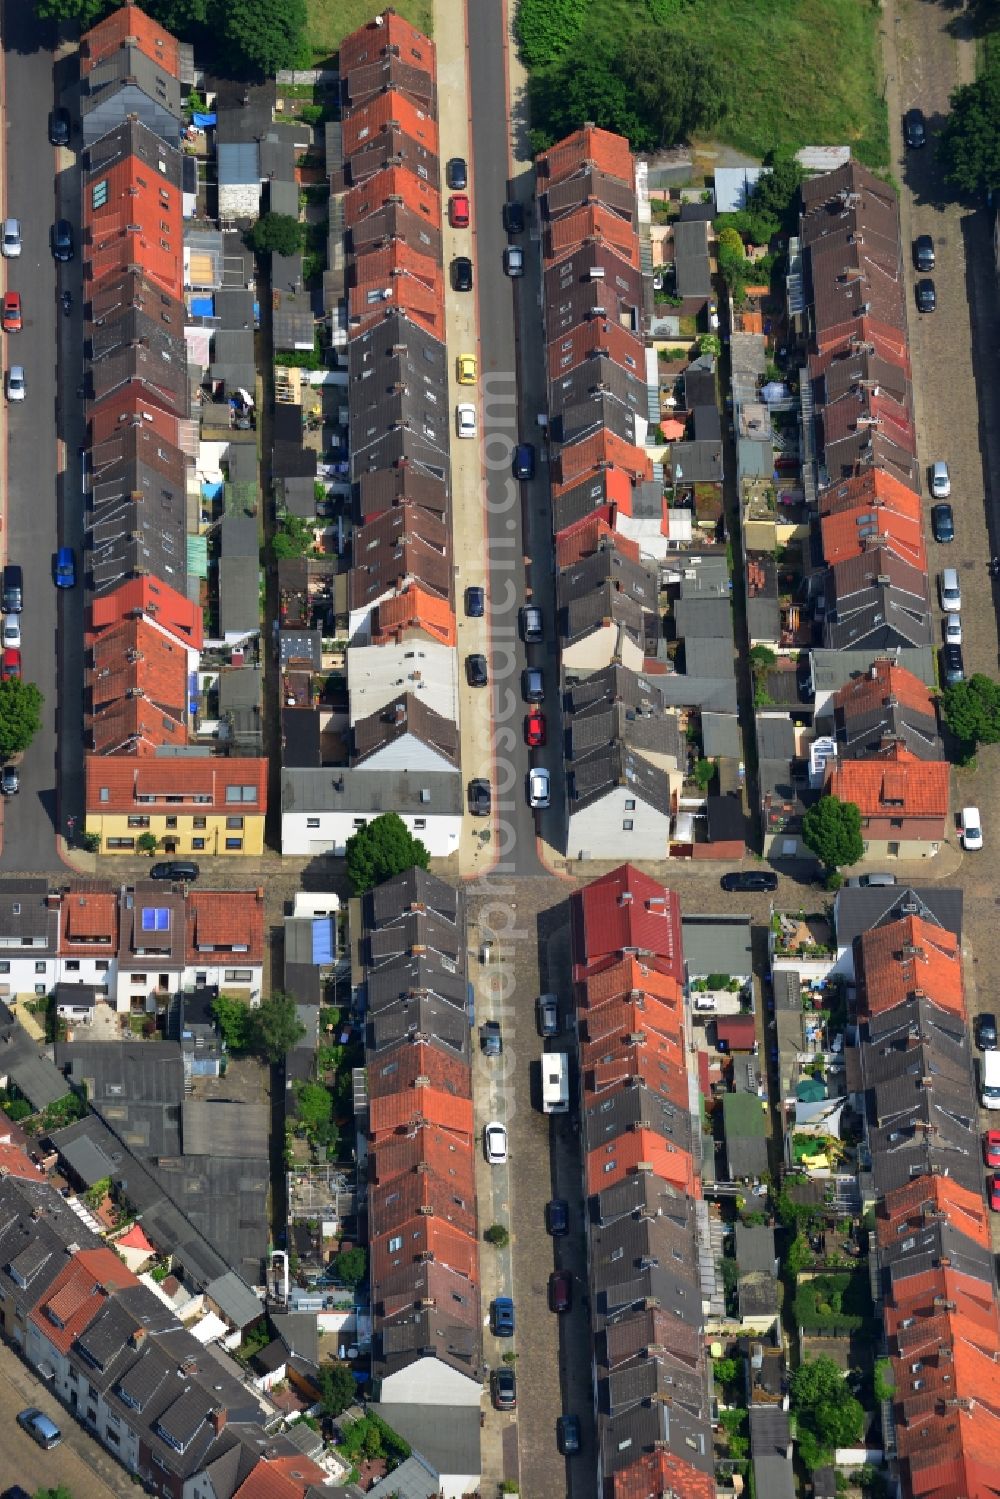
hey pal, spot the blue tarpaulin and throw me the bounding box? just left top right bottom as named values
left=191, top=296, right=214, bottom=317
left=312, top=918, right=334, bottom=965
left=192, top=112, right=217, bottom=128
left=201, top=480, right=224, bottom=501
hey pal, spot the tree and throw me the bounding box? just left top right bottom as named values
left=616, top=32, right=725, bottom=152
left=941, top=672, right=1000, bottom=750
left=713, top=1355, right=740, bottom=1390
left=251, top=991, right=306, bottom=1063
left=294, top=1081, right=333, bottom=1135
left=0, top=679, right=43, bottom=760
left=136, top=831, right=159, bottom=856
left=249, top=212, right=303, bottom=258
left=748, top=155, right=806, bottom=236
left=333, top=1246, right=367, bottom=1287
left=939, top=65, right=1000, bottom=198
left=220, top=0, right=307, bottom=78
left=271, top=514, right=314, bottom=561
left=484, top=1223, right=510, bottom=1248
left=35, top=1488, right=75, bottom=1499
left=317, top=1360, right=356, bottom=1419
left=802, top=795, right=863, bottom=871
left=514, top=0, right=588, bottom=68
left=345, top=812, right=430, bottom=896
left=790, top=1355, right=864, bottom=1468
left=212, top=993, right=254, bottom=1053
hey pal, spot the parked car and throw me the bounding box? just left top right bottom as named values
left=545, top=1198, right=569, bottom=1236
left=149, top=861, right=200, bottom=881
left=484, top=1121, right=508, bottom=1165
left=469, top=777, right=491, bottom=817
left=0, top=766, right=19, bottom=796
left=931, top=502, right=954, bottom=542
left=904, top=107, right=927, bottom=148
left=1, top=293, right=21, bottom=332
left=50, top=218, right=74, bottom=262
left=491, top=1366, right=516, bottom=1411
left=528, top=767, right=550, bottom=808
left=522, top=667, right=544, bottom=702
left=465, top=585, right=485, bottom=617
left=913, top=233, right=935, bottom=270
left=54, top=546, right=75, bottom=588
left=480, top=1020, right=502, bottom=1056
left=915, top=278, right=936, bottom=312
left=548, top=1270, right=572, bottom=1313
left=456, top=402, right=476, bottom=439
left=942, top=643, right=965, bottom=685
left=48, top=107, right=70, bottom=146
left=984, top=1129, right=1000, bottom=1167
left=490, top=1296, right=515, bottom=1336
left=525, top=711, right=546, bottom=747
left=944, top=612, right=962, bottom=646
left=991, top=1174, right=1000, bottom=1213
left=537, top=993, right=559, bottom=1037
left=16, top=1408, right=60, bottom=1449
left=466, top=653, right=488, bottom=688
left=2, top=566, right=22, bottom=613
left=720, top=871, right=778, bottom=893
left=502, top=200, right=525, bottom=234
left=930, top=461, right=950, bottom=498
left=939, top=567, right=961, bottom=612
left=503, top=245, right=524, bottom=277
left=2, top=649, right=21, bottom=681
left=451, top=255, right=473, bottom=292
left=446, top=157, right=468, bottom=190
left=456, top=352, right=477, bottom=385
left=557, top=1414, right=581, bottom=1456
left=960, top=805, right=983, bottom=851
left=2, top=617, right=20, bottom=651
left=846, top=872, right=896, bottom=888
left=977, top=1012, right=999, bottom=1049
left=519, top=604, right=543, bottom=642
left=448, top=194, right=470, bottom=228
left=512, top=442, right=535, bottom=480
left=1, top=219, right=21, bottom=258
left=6, top=365, right=24, bottom=402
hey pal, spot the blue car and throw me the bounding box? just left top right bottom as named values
left=490, top=1296, right=515, bottom=1337
left=54, top=546, right=75, bottom=587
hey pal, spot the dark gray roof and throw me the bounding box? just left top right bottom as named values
left=369, top=866, right=459, bottom=928
left=672, top=219, right=712, bottom=298
left=88, top=493, right=186, bottom=599
left=0, top=879, right=59, bottom=948
left=353, top=693, right=459, bottom=770
left=670, top=438, right=723, bottom=485
left=56, top=1039, right=185, bottom=1156
left=750, top=1408, right=795, bottom=1499
left=681, top=914, right=753, bottom=979
left=834, top=886, right=963, bottom=954
left=673, top=595, right=733, bottom=642
left=570, top=743, right=673, bottom=817
left=85, top=113, right=183, bottom=188
left=735, top=1223, right=778, bottom=1278
left=282, top=767, right=462, bottom=819
left=811, top=645, right=937, bottom=692
left=371, top=996, right=468, bottom=1058
left=210, top=329, right=256, bottom=394
left=542, top=165, right=635, bottom=221
left=81, top=46, right=182, bottom=147
left=824, top=551, right=933, bottom=651
left=701, top=712, right=743, bottom=759
left=585, top=1086, right=692, bottom=1156
left=370, top=1404, right=482, bottom=1484
left=279, top=630, right=322, bottom=671
left=756, top=716, right=796, bottom=759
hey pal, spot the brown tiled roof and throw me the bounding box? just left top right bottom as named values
left=535, top=125, right=634, bottom=189
left=368, top=1040, right=471, bottom=1101
left=338, top=10, right=436, bottom=85
left=185, top=890, right=264, bottom=962
left=547, top=317, right=644, bottom=384
left=877, top=1176, right=991, bottom=1251
left=81, top=1, right=181, bottom=76
left=553, top=429, right=652, bottom=490
left=342, top=90, right=439, bottom=159
left=370, top=1213, right=478, bottom=1286
left=344, top=165, right=440, bottom=229
left=349, top=504, right=451, bottom=611
left=353, top=692, right=458, bottom=768
left=545, top=203, right=640, bottom=268
left=369, top=1121, right=476, bottom=1196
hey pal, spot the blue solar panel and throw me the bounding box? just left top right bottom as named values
left=141, top=908, right=170, bottom=932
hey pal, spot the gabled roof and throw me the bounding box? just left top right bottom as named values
left=824, top=548, right=932, bottom=651
left=89, top=576, right=203, bottom=652
left=572, top=865, right=683, bottom=980
left=338, top=10, right=436, bottom=85
left=81, top=2, right=181, bottom=76
left=858, top=913, right=964, bottom=1019
left=29, top=1246, right=137, bottom=1355
left=185, top=890, right=265, bottom=963
left=832, top=659, right=941, bottom=760
left=342, top=89, right=439, bottom=159
left=344, top=165, right=440, bottom=230
left=84, top=150, right=183, bottom=299
left=86, top=756, right=267, bottom=813
left=353, top=691, right=458, bottom=769
left=553, top=428, right=652, bottom=490
left=87, top=618, right=188, bottom=755
left=827, top=743, right=949, bottom=821
left=545, top=202, right=640, bottom=268
left=370, top=587, right=456, bottom=648
left=820, top=475, right=925, bottom=570
left=535, top=125, right=634, bottom=189
left=88, top=388, right=187, bottom=454
left=349, top=504, right=452, bottom=612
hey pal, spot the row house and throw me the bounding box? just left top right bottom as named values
left=362, top=865, right=482, bottom=1498
left=570, top=865, right=714, bottom=1499
left=848, top=901, right=1000, bottom=1499
left=280, top=9, right=460, bottom=862
left=80, top=5, right=266, bottom=858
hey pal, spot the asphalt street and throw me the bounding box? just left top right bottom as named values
left=0, top=1, right=84, bottom=872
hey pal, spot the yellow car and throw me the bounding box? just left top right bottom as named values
left=456, top=353, right=477, bottom=386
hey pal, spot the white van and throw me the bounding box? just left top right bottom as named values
left=982, top=1049, right=1000, bottom=1109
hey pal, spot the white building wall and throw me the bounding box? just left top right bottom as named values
left=567, top=789, right=672, bottom=862
left=112, top=969, right=184, bottom=1014
left=379, top=1356, right=483, bottom=1407
left=282, top=810, right=461, bottom=859
left=58, top=958, right=116, bottom=990
left=180, top=962, right=262, bottom=1001
left=218, top=182, right=262, bottom=220
left=0, top=953, right=58, bottom=997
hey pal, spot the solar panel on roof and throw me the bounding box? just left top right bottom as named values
left=140, top=908, right=170, bottom=931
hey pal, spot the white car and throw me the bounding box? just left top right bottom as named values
left=484, top=1121, right=508, bottom=1165
left=528, top=767, right=550, bottom=809
left=930, top=461, right=951, bottom=498
left=2, top=616, right=20, bottom=650
left=944, top=612, right=962, bottom=646
left=6, top=366, right=24, bottom=402
left=503, top=245, right=524, bottom=278
left=939, top=568, right=961, bottom=613
left=1, top=218, right=21, bottom=258
left=960, top=806, right=983, bottom=851
left=456, top=402, right=476, bottom=439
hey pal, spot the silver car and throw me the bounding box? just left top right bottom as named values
left=930, top=461, right=951, bottom=498
left=6, top=366, right=24, bottom=402
left=528, top=767, right=550, bottom=808
left=2, top=218, right=21, bottom=258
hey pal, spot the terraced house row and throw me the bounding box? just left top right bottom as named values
left=77, top=3, right=268, bottom=857
left=570, top=864, right=714, bottom=1499
left=278, top=10, right=463, bottom=859
left=360, top=867, right=482, bottom=1498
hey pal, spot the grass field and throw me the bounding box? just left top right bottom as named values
left=533, top=0, right=889, bottom=168
left=306, top=0, right=434, bottom=63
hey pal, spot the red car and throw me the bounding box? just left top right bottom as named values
left=1, top=292, right=21, bottom=332
left=526, top=711, right=546, bottom=747
left=991, top=1174, right=1000, bottom=1213
left=986, top=1131, right=1000, bottom=1169
left=448, top=193, right=470, bottom=228
left=548, top=1269, right=572, bottom=1313
left=2, top=648, right=21, bottom=681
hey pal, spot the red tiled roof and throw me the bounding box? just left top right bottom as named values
left=89, top=576, right=203, bottom=651
left=371, top=587, right=456, bottom=648
left=555, top=516, right=641, bottom=567
left=827, top=744, right=949, bottom=820
left=0, top=1143, right=42, bottom=1179
left=348, top=260, right=444, bottom=339
left=338, top=11, right=436, bottom=84
left=29, top=1247, right=137, bottom=1355
left=233, top=1451, right=329, bottom=1499
left=859, top=914, right=964, bottom=1019
left=87, top=619, right=189, bottom=753
left=547, top=317, right=644, bottom=384
left=185, top=890, right=265, bottom=962
left=84, top=155, right=182, bottom=299
left=536, top=126, right=634, bottom=190
left=832, top=659, right=935, bottom=721
left=342, top=90, right=439, bottom=159
left=820, top=482, right=925, bottom=570
left=86, top=756, right=267, bottom=813
left=586, top=1036, right=690, bottom=1106
left=369, top=1085, right=473, bottom=1139
left=88, top=392, right=186, bottom=453
left=580, top=955, right=683, bottom=1013
left=572, top=865, right=684, bottom=980
left=87, top=697, right=187, bottom=757
left=367, top=1040, right=471, bottom=1102
left=546, top=203, right=640, bottom=268
left=344, top=166, right=440, bottom=229
left=612, top=1451, right=715, bottom=1499
left=370, top=1214, right=478, bottom=1286
left=369, top=1122, right=476, bottom=1196
left=370, top=1167, right=476, bottom=1241
left=60, top=887, right=118, bottom=954
left=116, top=1223, right=156, bottom=1253
left=553, top=430, right=652, bottom=491
left=81, top=2, right=181, bottom=77
left=585, top=1127, right=696, bottom=1195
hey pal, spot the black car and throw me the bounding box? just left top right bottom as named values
left=466, top=653, right=488, bottom=688
left=931, top=503, right=954, bottom=543
left=904, top=107, right=927, bottom=148
left=48, top=107, right=71, bottom=146
left=465, top=585, right=485, bottom=617
left=491, top=1366, right=516, bottom=1411
left=1, top=766, right=19, bottom=796
left=469, top=777, right=491, bottom=816
left=451, top=255, right=473, bottom=292
left=913, top=234, right=935, bottom=271
left=512, top=442, right=535, bottom=480
left=521, top=667, right=544, bottom=702
left=721, top=871, right=778, bottom=893
left=150, top=861, right=200, bottom=882
left=545, top=1198, right=569, bottom=1236
left=915, top=278, right=936, bottom=313
left=446, top=157, right=468, bottom=190
left=50, top=218, right=74, bottom=262
left=502, top=200, right=525, bottom=234
left=556, top=1414, right=582, bottom=1456
left=942, top=642, right=965, bottom=685
left=480, top=1020, right=502, bottom=1056
left=976, top=1012, right=998, bottom=1049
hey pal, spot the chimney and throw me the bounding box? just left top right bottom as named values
left=209, top=1408, right=227, bottom=1435
left=130, top=1326, right=148, bottom=1350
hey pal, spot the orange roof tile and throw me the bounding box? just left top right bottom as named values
left=185, top=890, right=265, bottom=962
left=116, top=1222, right=156, bottom=1253
left=88, top=697, right=187, bottom=757
left=348, top=262, right=444, bottom=340
left=370, top=1213, right=478, bottom=1286
left=233, top=1451, right=329, bottom=1499
left=338, top=11, right=436, bottom=84
left=86, top=755, right=267, bottom=814
left=0, top=1143, right=42, bottom=1180
left=371, top=587, right=456, bottom=647
left=572, top=865, right=684, bottom=980
left=832, top=659, right=935, bottom=721
left=827, top=744, right=949, bottom=821
left=88, top=392, right=186, bottom=453
left=536, top=126, right=634, bottom=190
left=81, top=2, right=181, bottom=77
left=87, top=619, right=188, bottom=736
left=369, top=1085, right=473, bottom=1139
left=89, top=576, right=203, bottom=651
left=612, top=1452, right=715, bottom=1499
left=60, top=888, right=118, bottom=954
left=877, top=1176, right=990, bottom=1250
left=370, top=1167, right=476, bottom=1240
left=581, top=954, right=683, bottom=1013
left=29, top=1247, right=137, bottom=1355
left=546, top=203, right=640, bottom=267
left=859, top=914, right=964, bottom=1019
left=84, top=155, right=182, bottom=299
left=586, top=1039, right=691, bottom=1108
left=351, top=237, right=442, bottom=293
left=820, top=480, right=925, bottom=569
left=369, top=1121, right=476, bottom=1195
left=585, top=1127, right=696, bottom=1195
left=344, top=166, right=440, bottom=229
left=553, top=430, right=652, bottom=491
left=555, top=516, right=641, bottom=567
left=342, top=90, right=439, bottom=159
left=367, top=1040, right=471, bottom=1102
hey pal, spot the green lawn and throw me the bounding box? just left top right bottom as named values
left=306, top=0, right=434, bottom=63
left=532, top=0, right=888, bottom=168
